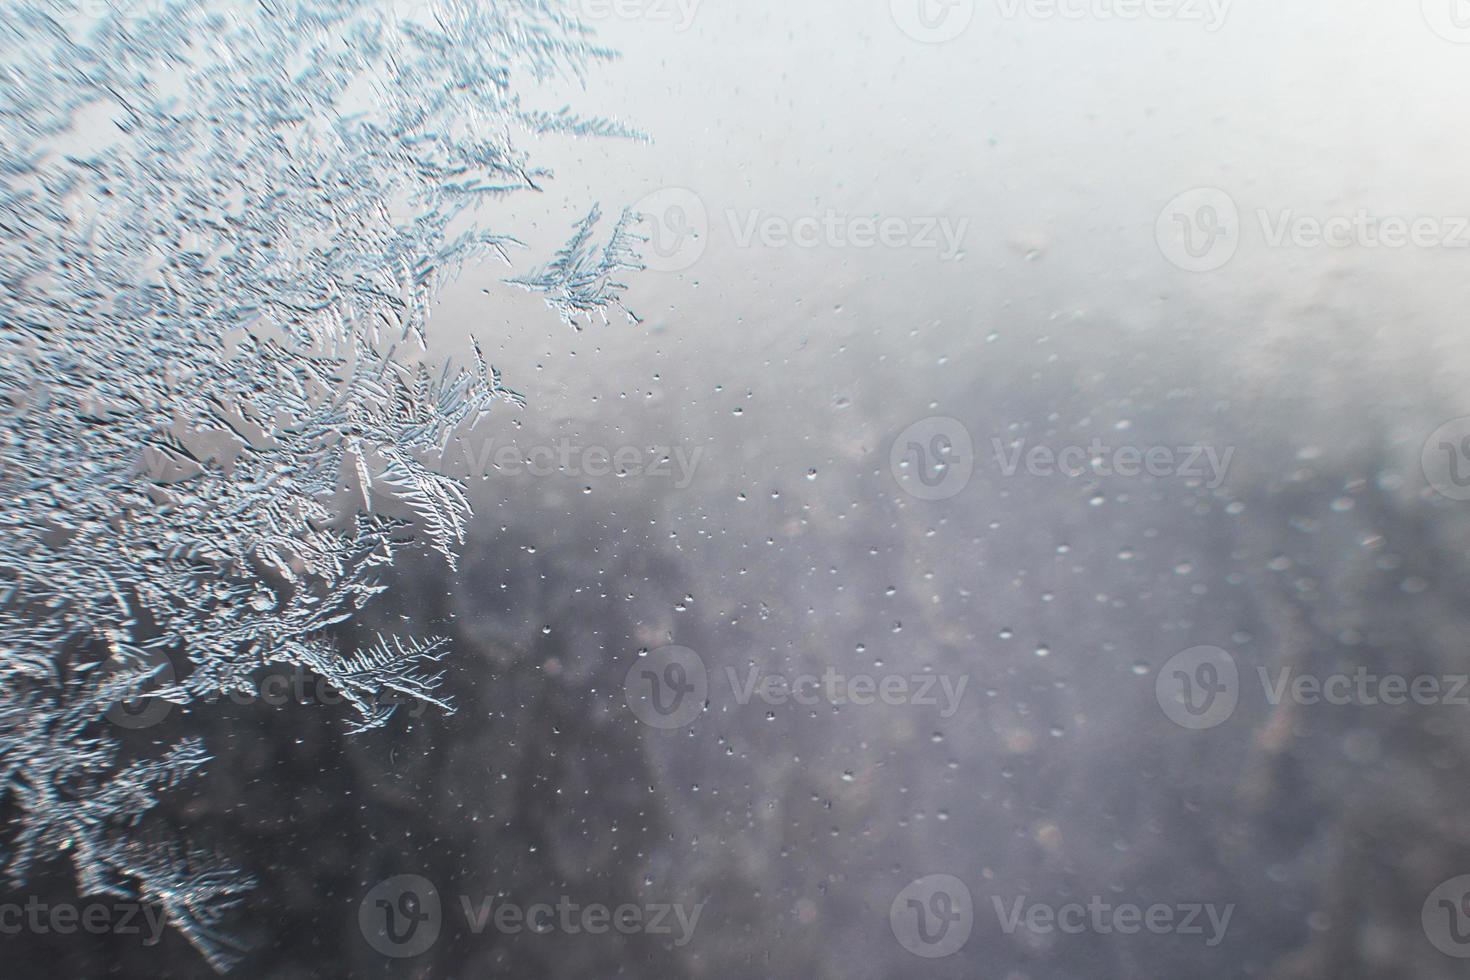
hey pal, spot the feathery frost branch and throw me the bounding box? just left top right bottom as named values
left=0, top=0, right=644, bottom=967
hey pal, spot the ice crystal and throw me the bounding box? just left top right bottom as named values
left=0, top=0, right=642, bottom=968
left=508, top=203, right=646, bottom=326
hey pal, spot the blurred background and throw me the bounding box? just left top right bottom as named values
left=15, top=0, right=1470, bottom=976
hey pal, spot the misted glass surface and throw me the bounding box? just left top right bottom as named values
left=4, top=2, right=1470, bottom=978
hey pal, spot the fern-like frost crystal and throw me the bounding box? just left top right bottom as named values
left=0, top=0, right=641, bottom=968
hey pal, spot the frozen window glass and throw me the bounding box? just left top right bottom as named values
left=4, top=2, right=1470, bottom=978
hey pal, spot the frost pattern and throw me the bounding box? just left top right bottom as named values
left=0, top=0, right=641, bottom=969
left=508, top=203, right=646, bottom=327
